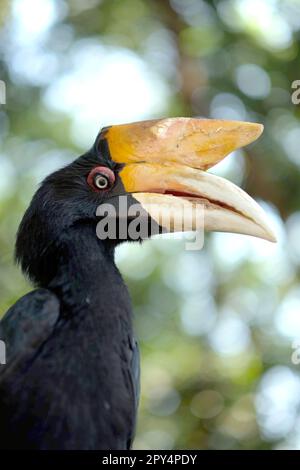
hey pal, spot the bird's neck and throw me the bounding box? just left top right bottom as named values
left=48, top=223, right=128, bottom=315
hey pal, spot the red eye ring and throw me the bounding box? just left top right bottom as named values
left=87, top=166, right=115, bottom=192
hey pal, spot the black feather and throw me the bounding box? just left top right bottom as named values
left=0, top=143, right=140, bottom=449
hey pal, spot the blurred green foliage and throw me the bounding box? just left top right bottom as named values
left=1, top=0, right=300, bottom=450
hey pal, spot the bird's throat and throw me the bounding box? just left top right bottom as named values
left=48, top=223, right=130, bottom=318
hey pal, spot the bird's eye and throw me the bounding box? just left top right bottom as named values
left=87, top=166, right=115, bottom=192
left=94, top=174, right=109, bottom=189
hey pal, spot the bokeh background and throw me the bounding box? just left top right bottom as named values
left=1, top=0, right=300, bottom=450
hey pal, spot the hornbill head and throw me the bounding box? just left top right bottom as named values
left=16, top=118, right=275, bottom=285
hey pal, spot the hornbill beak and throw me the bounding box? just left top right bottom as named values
left=99, top=118, right=276, bottom=242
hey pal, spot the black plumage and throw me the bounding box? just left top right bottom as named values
left=0, top=139, right=140, bottom=449
left=0, top=117, right=272, bottom=450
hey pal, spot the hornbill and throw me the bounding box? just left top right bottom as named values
left=0, top=118, right=275, bottom=450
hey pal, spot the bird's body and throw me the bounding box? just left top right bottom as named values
left=0, top=118, right=273, bottom=449
left=0, top=224, right=139, bottom=449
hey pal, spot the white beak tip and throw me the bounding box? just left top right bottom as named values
left=263, top=230, right=277, bottom=243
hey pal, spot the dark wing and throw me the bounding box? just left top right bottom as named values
left=130, top=338, right=140, bottom=413
left=0, top=288, right=60, bottom=381
left=126, top=336, right=140, bottom=449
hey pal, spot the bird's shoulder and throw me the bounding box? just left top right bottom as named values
left=0, top=288, right=60, bottom=375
